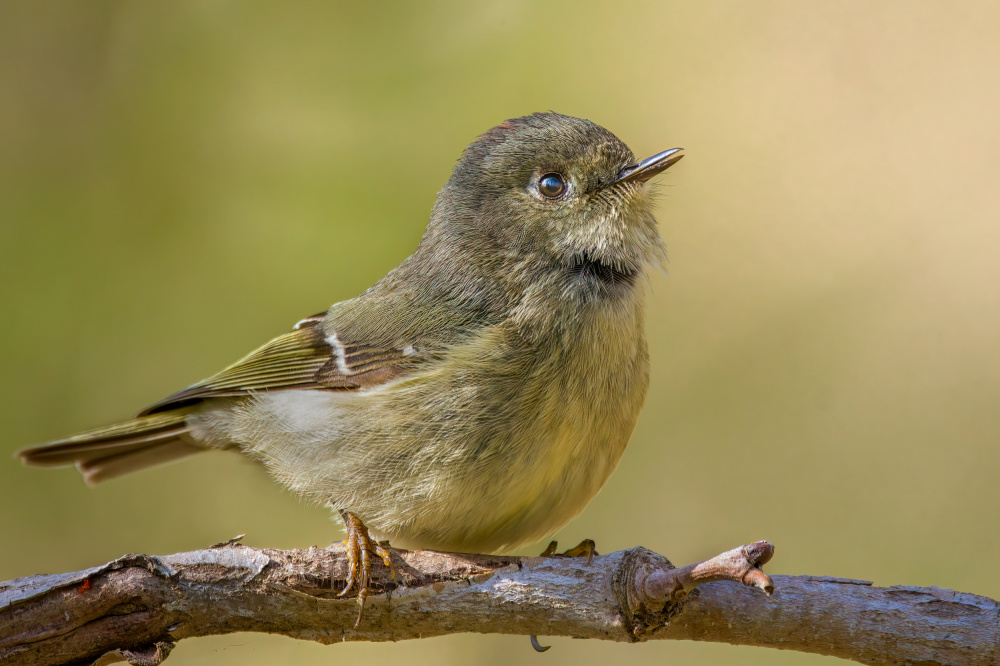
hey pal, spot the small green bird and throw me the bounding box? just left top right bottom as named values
left=20, top=112, right=683, bottom=617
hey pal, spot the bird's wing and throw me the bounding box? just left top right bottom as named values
left=137, top=315, right=424, bottom=416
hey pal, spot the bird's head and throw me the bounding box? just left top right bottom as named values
left=434, top=112, right=682, bottom=294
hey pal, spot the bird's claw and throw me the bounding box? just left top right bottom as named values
left=530, top=634, right=551, bottom=652
left=540, top=538, right=598, bottom=564
left=529, top=537, right=599, bottom=650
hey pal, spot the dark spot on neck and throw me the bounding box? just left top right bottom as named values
left=568, top=251, right=637, bottom=287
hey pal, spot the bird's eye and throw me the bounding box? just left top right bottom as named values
left=538, top=173, right=566, bottom=199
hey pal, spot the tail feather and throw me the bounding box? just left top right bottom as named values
left=19, top=411, right=202, bottom=485
left=76, top=440, right=203, bottom=485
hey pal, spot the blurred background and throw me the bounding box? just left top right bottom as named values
left=2, top=1, right=999, bottom=663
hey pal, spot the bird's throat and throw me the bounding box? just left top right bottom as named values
left=568, top=251, right=638, bottom=287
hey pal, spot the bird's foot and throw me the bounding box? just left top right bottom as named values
left=539, top=538, right=598, bottom=564
left=336, top=511, right=396, bottom=627
left=531, top=539, right=599, bottom=651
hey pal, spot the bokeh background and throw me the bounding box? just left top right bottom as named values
left=2, top=1, right=999, bottom=663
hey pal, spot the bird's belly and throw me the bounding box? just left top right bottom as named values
left=373, top=416, right=635, bottom=553
left=374, top=352, right=648, bottom=553
left=469, top=422, right=631, bottom=551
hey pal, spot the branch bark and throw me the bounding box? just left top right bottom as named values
left=0, top=538, right=996, bottom=665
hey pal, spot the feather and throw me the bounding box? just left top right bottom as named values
left=139, top=323, right=422, bottom=416
left=20, top=312, right=426, bottom=485
left=18, top=411, right=198, bottom=485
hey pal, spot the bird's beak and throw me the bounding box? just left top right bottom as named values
left=612, top=148, right=684, bottom=184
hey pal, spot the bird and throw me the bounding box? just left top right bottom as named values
left=19, top=112, right=683, bottom=622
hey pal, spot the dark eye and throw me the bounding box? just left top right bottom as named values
left=538, top=173, right=566, bottom=198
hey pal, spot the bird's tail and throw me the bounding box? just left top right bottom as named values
left=18, top=410, right=202, bottom=486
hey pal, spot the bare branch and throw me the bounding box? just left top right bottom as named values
left=0, top=539, right=996, bottom=665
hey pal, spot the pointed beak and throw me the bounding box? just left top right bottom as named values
left=612, top=148, right=684, bottom=185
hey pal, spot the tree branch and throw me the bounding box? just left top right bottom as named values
left=0, top=538, right=996, bottom=665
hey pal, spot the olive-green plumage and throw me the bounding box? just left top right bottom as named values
left=20, top=113, right=683, bottom=553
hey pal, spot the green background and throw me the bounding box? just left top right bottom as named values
left=3, top=2, right=999, bottom=663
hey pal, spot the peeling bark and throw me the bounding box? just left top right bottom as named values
left=0, top=538, right=996, bottom=665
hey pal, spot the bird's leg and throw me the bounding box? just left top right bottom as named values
left=335, top=510, right=395, bottom=627
left=540, top=538, right=598, bottom=564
